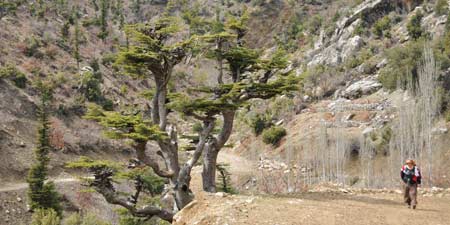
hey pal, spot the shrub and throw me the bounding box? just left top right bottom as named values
left=435, top=0, right=449, bottom=16
left=262, top=126, right=287, bottom=146
left=378, top=40, right=423, bottom=90
left=101, top=53, right=117, bottom=66
left=79, top=71, right=102, bottom=102
left=21, top=36, right=43, bottom=58
left=31, top=208, right=60, bottom=225
left=249, top=113, right=272, bottom=136
left=407, top=10, right=424, bottom=40
left=372, top=16, right=391, bottom=38
left=307, top=15, right=323, bottom=35
left=0, top=64, right=27, bottom=88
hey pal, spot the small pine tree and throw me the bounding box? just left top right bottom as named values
left=73, top=20, right=81, bottom=69
left=98, top=0, right=109, bottom=40
left=27, top=83, right=62, bottom=216
left=216, top=163, right=235, bottom=194
left=61, top=21, right=70, bottom=40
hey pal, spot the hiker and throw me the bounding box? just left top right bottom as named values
left=400, top=159, right=421, bottom=209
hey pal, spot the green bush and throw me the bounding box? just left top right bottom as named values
left=249, top=113, right=272, bottom=136
left=407, top=10, right=424, bottom=40
left=262, top=126, right=287, bottom=146
left=307, top=15, right=323, bottom=35
left=22, top=36, right=43, bottom=58
left=0, top=64, right=27, bottom=88
left=378, top=40, right=423, bottom=90
left=79, top=71, right=102, bottom=102
left=372, top=16, right=391, bottom=38
left=435, top=0, right=449, bottom=16
left=31, top=208, right=60, bottom=225
left=446, top=110, right=450, bottom=122
left=101, top=53, right=117, bottom=66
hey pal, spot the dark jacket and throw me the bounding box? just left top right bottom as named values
left=401, top=165, right=421, bottom=185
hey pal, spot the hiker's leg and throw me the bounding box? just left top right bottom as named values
left=410, top=184, right=417, bottom=208
left=404, top=185, right=411, bottom=205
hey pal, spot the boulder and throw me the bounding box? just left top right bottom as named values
left=342, top=79, right=382, bottom=99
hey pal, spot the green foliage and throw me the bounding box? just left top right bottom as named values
left=115, top=17, right=188, bottom=78
left=22, top=35, right=43, bottom=58
left=78, top=71, right=102, bottom=102
left=435, top=0, right=449, bottom=16
left=61, top=21, right=70, bottom=40
left=353, top=22, right=368, bottom=36
left=169, top=74, right=299, bottom=117
left=181, top=3, right=209, bottom=35
left=216, top=163, right=236, bottom=194
left=367, top=126, right=392, bottom=154
left=118, top=208, right=169, bottom=225
left=27, top=86, right=62, bottom=216
left=372, top=16, right=391, bottom=38
left=407, top=10, right=424, bottom=40
left=101, top=53, right=117, bottom=66
left=378, top=40, right=423, bottom=90
left=116, top=167, right=165, bottom=196
left=262, top=126, right=286, bottom=146
left=307, top=15, right=323, bottom=35
left=31, top=208, right=61, bottom=225
left=66, top=156, right=120, bottom=172
left=0, top=64, right=27, bottom=88
left=345, top=48, right=373, bottom=69
left=98, top=0, right=109, bottom=40
left=73, top=21, right=82, bottom=68
left=84, top=104, right=167, bottom=142
left=0, top=1, right=20, bottom=18
left=248, top=113, right=272, bottom=136
left=63, top=212, right=110, bottom=225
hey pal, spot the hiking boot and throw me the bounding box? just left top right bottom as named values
left=412, top=205, right=416, bottom=210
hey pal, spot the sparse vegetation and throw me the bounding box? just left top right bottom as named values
left=0, top=64, right=27, bottom=88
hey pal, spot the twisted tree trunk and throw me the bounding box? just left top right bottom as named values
left=202, top=110, right=235, bottom=192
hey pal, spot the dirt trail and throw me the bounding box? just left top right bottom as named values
left=0, top=177, right=90, bottom=192
left=180, top=150, right=450, bottom=225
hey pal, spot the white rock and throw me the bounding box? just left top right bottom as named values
left=342, top=79, right=382, bottom=99
left=362, top=127, right=375, bottom=136
left=215, top=192, right=228, bottom=198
